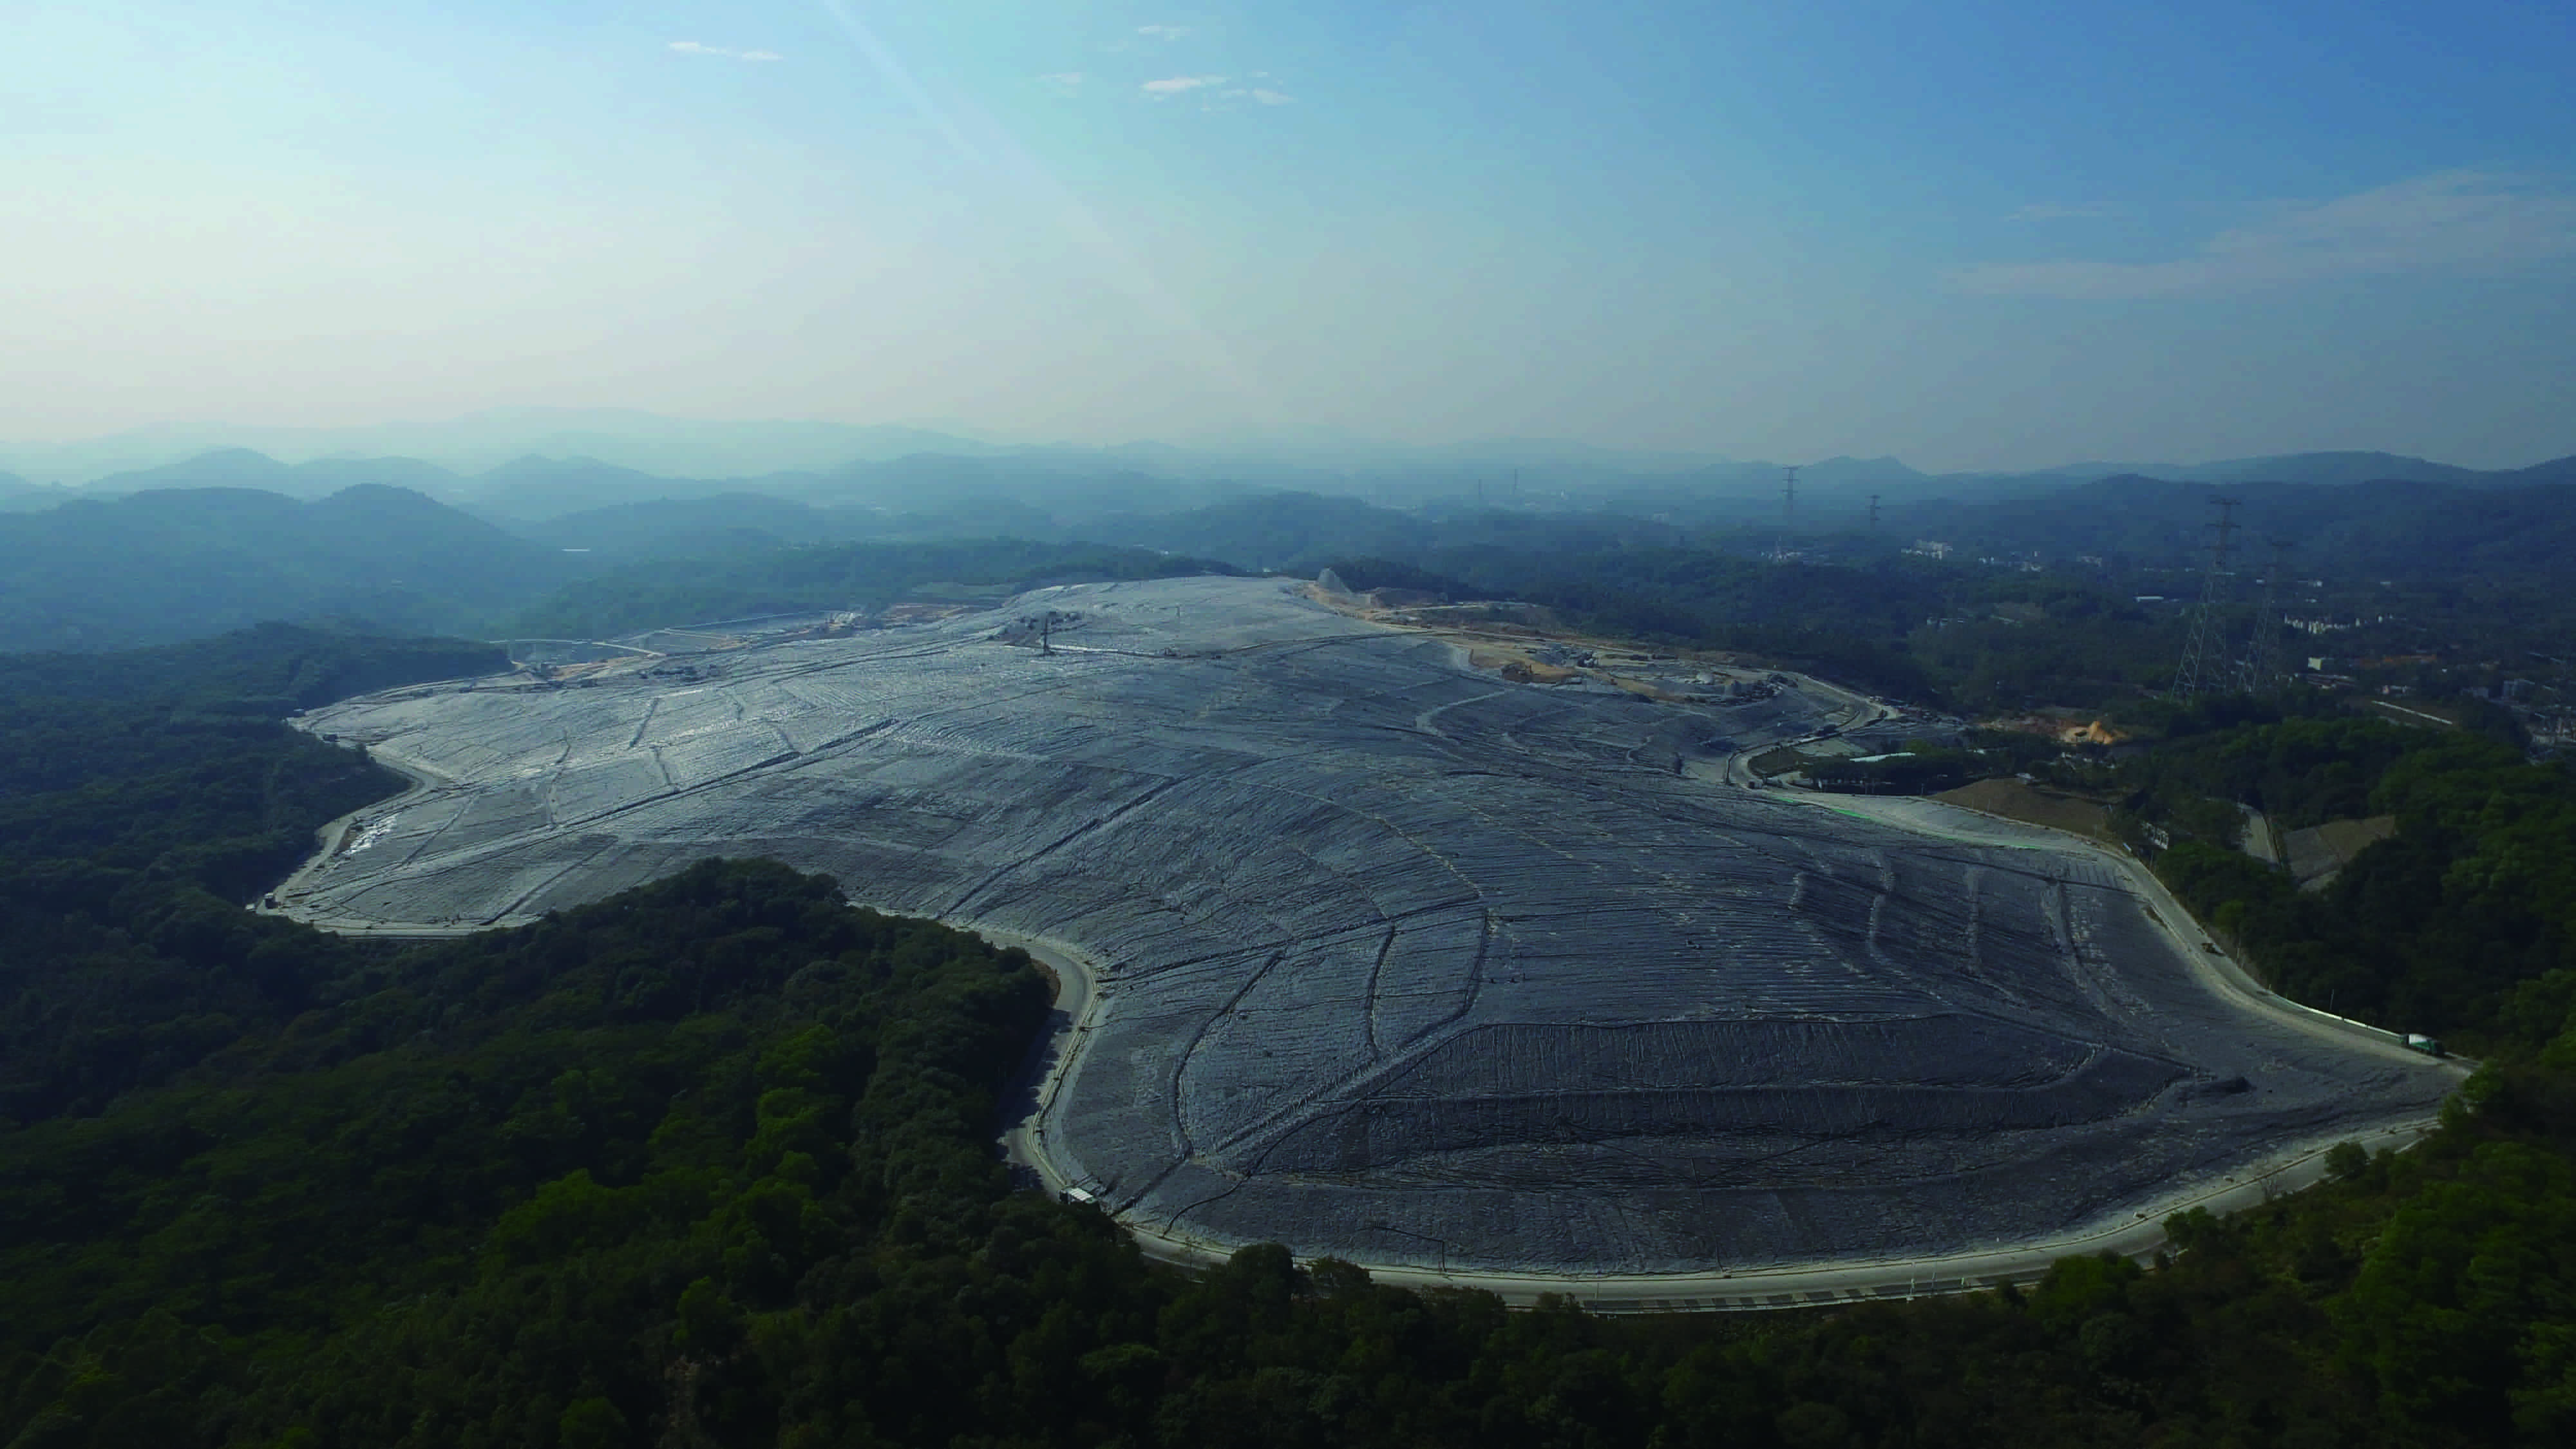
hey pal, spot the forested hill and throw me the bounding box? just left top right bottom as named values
left=12, top=460, right=2574, bottom=660
left=3, top=775, right=2576, bottom=1443
left=11, top=624, right=2576, bottom=1443
left=0, top=625, right=509, bottom=1119
left=0, top=622, right=502, bottom=708
left=1884, top=476, right=2576, bottom=578
left=0, top=485, right=576, bottom=650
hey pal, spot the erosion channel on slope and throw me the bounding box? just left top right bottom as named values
left=270, top=575, right=2459, bottom=1302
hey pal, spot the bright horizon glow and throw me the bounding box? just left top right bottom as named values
left=3, top=1, right=2571, bottom=472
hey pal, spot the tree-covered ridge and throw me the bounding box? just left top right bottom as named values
left=7, top=859, right=2576, bottom=1446
left=0, top=486, right=574, bottom=650
left=14, top=622, right=2576, bottom=1446
left=0, top=626, right=509, bottom=1122
left=0, top=622, right=504, bottom=712
left=2116, top=714, right=2576, bottom=1052
left=1, top=859, right=1056, bottom=1447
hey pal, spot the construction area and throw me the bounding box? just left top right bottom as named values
left=273, top=575, right=2457, bottom=1283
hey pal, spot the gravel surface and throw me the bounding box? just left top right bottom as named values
left=280, top=576, right=2453, bottom=1274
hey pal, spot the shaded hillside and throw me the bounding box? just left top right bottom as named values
left=0, top=622, right=503, bottom=708
left=1888, top=477, right=2576, bottom=581
left=0, top=485, right=580, bottom=650
left=451, top=454, right=708, bottom=518
left=0, top=473, right=55, bottom=515
left=2161, top=451, right=2493, bottom=486
left=84, top=449, right=463, bottom=502
left=510, top=493, right=849, bottom=557
left=506, top=492, right=1064, bottom=558
left=1082, top=493, right=1707, bottom=571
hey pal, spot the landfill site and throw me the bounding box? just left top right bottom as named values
left=276, top=575, right=2456, bottom=1283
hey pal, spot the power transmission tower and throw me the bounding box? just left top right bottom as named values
left=1867, top=493, right=1881, bottom=532
left=1769, top=465, right=1801, bottom=562
left=2238, top=538, right=2294, bottom=694
left=2174, top=497, right=2242, bottom=697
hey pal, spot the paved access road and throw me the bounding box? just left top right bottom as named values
left=993, top=789, right=2456, bottom=1309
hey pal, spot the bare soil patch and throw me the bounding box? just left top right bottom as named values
left=1935, top=777, right=2115, bottom=842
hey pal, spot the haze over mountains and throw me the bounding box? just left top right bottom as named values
left=5, top=410, right=2571, bottom=656
left=8, top=411, right=2571, bottom=504
left=0, top=486, right=578, bottom=650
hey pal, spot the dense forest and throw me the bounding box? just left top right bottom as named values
left=3, top=625, right=2576, bottom=1444
left=1880, top=475, right=2576, bottom=585
left=0, top=627, right=505, bottom=1122
left=2108, top=711, right=2576, bottom=1056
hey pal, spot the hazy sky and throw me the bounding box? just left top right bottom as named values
left=6, top=1, right=2573, bottom=470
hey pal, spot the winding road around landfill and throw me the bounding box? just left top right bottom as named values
left=994, top=670, right=2465, bottom=1312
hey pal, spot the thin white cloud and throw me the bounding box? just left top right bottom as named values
left=668, top=41, right=782, bottom=62
left=1956, top=170, right=2576, bottom=299
left=1038, top=71, right=1086, bottom=96
left=1251, top=89, right=1293, bottom=106
left=1142, top=75, right=1226, bottom=97
left=1137, top=25, right=1193, bottom=41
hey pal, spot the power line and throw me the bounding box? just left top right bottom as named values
left=2238, top=538, right=2295, bottom=694
left=1770, top=465, right=1801, bottom=563
left=2174, top=496, right=2241, bottom=697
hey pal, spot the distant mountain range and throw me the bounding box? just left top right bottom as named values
left=15, top=438, right=2575, bottom=527
left=0, top=410, right=1020, bottom=484
left=5, top=409, right=2569, bottom=498
left=1884, top=473, right=2576, bottom=581
left=0, top=484, right=578, bottom=651
left=6, top=450, right=2573, bottom=656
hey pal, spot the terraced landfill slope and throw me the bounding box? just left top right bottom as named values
left=280, top=576, right=2450, bottom=1276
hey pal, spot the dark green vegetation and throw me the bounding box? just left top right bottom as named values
left=0, top=486, right=574, bottom=651
left=19, top=457, right=2573, bottom=739
left=2117, top=712, right=2576, bottom=1056
left=0, top=626, right=506, bottom=1121
left=1885, top=475, right=2576, bottom=584
left=2, top=630, right=2575, bottom=1446
left=5, top=479, right=2575, bottom=1444
left=1, top=859, right=1060, bottom=1448
left=506, top=539, right=1244, bottom=639
left=0, top=623, right=503, bottom=708
left=1803, top=743, right=1988, bottom=794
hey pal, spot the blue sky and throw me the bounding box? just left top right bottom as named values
left=4, top=0, right=2571, bottom=469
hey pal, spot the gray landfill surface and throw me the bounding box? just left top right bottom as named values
left=281, top=576, right=2450, bottom=1274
